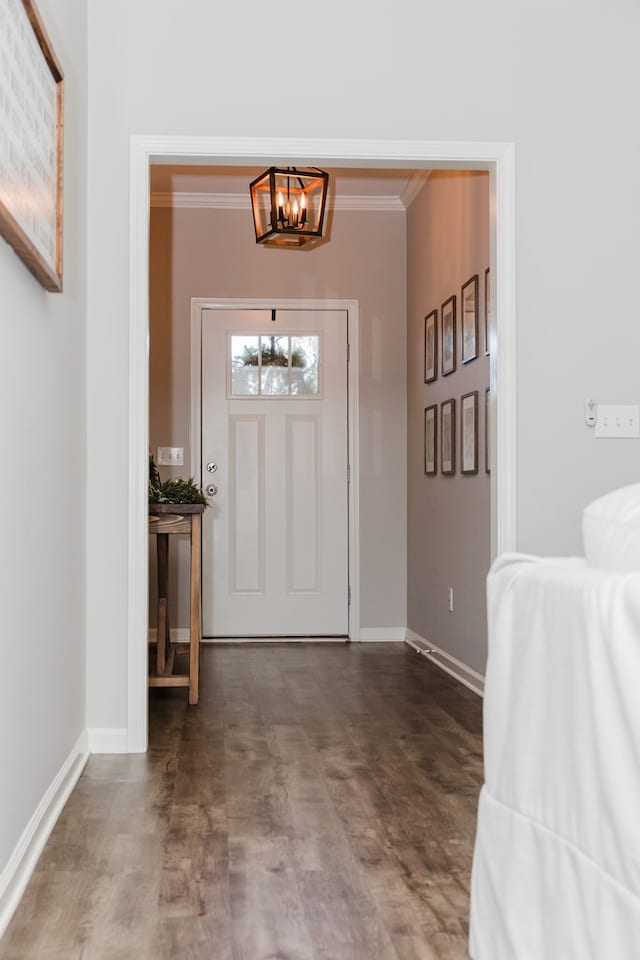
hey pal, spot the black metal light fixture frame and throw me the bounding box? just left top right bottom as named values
left=249, top=166, right=329, bottom=248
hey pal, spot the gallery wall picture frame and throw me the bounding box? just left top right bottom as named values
left=441, top=295, right=456, bottom=376
left=461, top=390, right=479, bottom=475
left=461, top=274, right=479, bottom=364
left=424, top=404, right=438, bottom=476
left=485, top=386, right=491, bottom=475
left=0, top=0, right=64, bottom=292
left=484, top=267, right=490, bottom=356
left=441, top=398, right=456, bottom=476
left=424, top=309, right=438, bottom=383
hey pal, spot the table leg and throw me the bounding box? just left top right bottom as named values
left=156, top=533, right=169, bottom=675
left=189, top=513, right=201, bottom=704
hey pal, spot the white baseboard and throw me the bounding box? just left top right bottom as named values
left=405, top=628, right=485, bottom=697
left=152, top=629, right=406, bottom=643
left=0, top=730, right=89, bottom=939
left=87, top=727, right=129, bottom=754
left=200, top=636, right=348, bottom=644
left=358, top=627, right=406, bottom=642
left=199, top=630, right=405, bottom=643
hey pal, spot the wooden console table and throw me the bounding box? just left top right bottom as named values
left=148, top=503, right=205, bottom=705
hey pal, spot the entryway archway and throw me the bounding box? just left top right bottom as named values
left=128, top=136, right=517, bottom=751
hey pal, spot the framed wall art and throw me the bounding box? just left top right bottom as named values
left=484, top=267, right=490, bottom=356
left=424, top=309, right=438, bottom=383
left=441, top=295, right=456, bottom=376
left=485, top=386, right=491, bottom=475
left=461, top=274, right=479, bottom=363
left=424, top=404, right=437, bottom=476
left=0, top=0, right=64, bottom=291
left=461, top=390, right=479, bottom=475
left=441, top=398, right=455, bottom=476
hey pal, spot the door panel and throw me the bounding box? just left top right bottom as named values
left=201, top=308, right=349, bottom=637
left=229, top=415, right=264, bottom=594
left=287, top=415, right=320, bottom=593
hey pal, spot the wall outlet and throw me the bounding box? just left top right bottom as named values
left=157, top=446, right=184, bottom=466
left=448, top=587, right=454, bottom=613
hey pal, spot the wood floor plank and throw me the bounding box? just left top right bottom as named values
left=0, top=644, right=482, bottom=960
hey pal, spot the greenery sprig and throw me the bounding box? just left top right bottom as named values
left=148, top=453, right=208, bottom=506
left=239, top=343, right=305, bottom=368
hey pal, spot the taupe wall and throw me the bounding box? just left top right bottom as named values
left=149, top=204, right=407, bottom=633
left=407, top=172, right=490, bottom=674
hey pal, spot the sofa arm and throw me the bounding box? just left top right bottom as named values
left=483, top=552, right=640, bottom=899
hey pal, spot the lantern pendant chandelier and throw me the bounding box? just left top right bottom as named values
left=249, top=166, right=329, bottom=248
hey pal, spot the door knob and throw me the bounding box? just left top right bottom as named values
left=206, top=461, right=218, bottom=473
left=206, top=483, right=218, bottom=497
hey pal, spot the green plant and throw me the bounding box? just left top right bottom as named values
left=240, top=343, right=305, bottom=368
left=148, top=452, right=208, bottom=506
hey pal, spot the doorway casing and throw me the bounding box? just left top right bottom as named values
left=129, top=135, right=517, bottom=752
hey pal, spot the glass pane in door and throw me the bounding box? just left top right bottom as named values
left=231, top=335, right=260, bottom=395
left=290, top=335, right=320, bottom=394
left=260, top=335, right=289, bottom=395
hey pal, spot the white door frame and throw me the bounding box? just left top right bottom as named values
left=128, top=135, right=517, bottom=752
left=190, top=297, right=359, bottom=641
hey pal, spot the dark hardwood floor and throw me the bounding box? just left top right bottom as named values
left=0, top=643, right=483, bottom=960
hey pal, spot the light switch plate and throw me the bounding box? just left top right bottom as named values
left=157, top=446, right=184, bottom=465
left=594, top=405, right=640, bottom=438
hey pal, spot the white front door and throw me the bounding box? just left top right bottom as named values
left=201, top=308, right=349, bottom=637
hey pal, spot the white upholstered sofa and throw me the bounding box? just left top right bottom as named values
left=470, top=484, right=640, bottom=959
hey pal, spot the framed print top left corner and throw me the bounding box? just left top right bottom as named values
left=0, top=0, right=64, bottom=292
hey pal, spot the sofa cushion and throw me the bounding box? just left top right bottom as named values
left=583, top=483, right=640, bottom=571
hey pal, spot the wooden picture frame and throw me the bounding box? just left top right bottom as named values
left=424, top=310, right=438, bottom=383
left=424, top=404, right=437, bottom=476
left=461, top=390, right=479, bottom=475
left=484, top=386, right=491, bottom=475
left=441, top=399, right=455, bottom=476
left=461, top=274, right=479, bottom=363
left=484, top=267, right=490, bottom=356
left=441, top=295, right=456, bottom=376
left=0, top=0, right=64, bottom=292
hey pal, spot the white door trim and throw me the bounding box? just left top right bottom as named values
left=128, top=135, right=517, bottom=752
left=189, top=297, right=360, bottom=641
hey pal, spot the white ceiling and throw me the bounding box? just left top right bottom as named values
left=150, top=165, right=430, bottom=211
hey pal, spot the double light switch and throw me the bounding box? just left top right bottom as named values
left=157, top=446, right=184, bottom=465
left=594, top=405, right=640, bottom=439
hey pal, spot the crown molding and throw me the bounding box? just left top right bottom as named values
left=399, top=170, right=432, bottom=209
left=334, top=195, right=404, bottom=212
left=151, top=191, right=245, bottom=209
left=150, top=191, right=405, bottom=213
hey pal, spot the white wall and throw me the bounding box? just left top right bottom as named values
left=407, top=172, right=490, bottom=675
left=0, top=0, right=87, bottom=877
left=87, top=0, right=640, bottom=732
left=148, top=204, right=407, bottom=634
